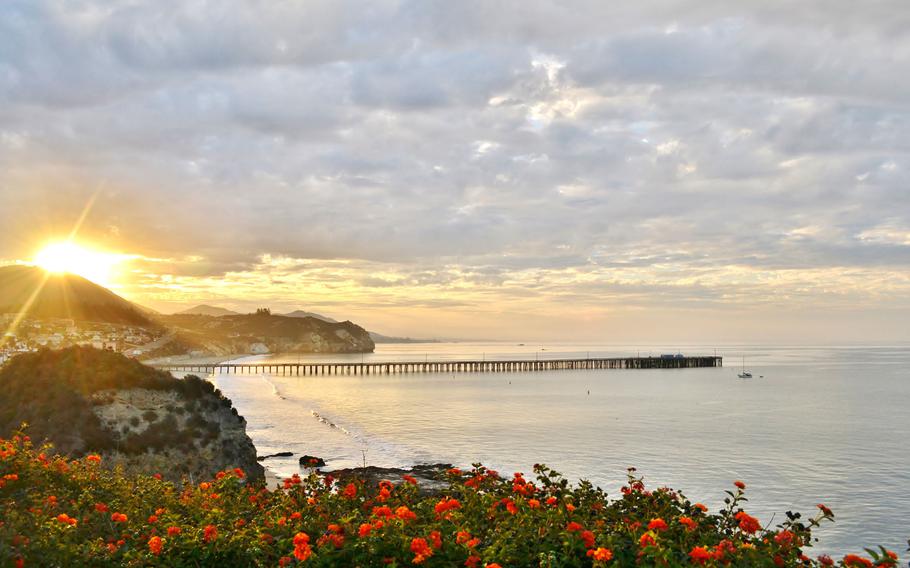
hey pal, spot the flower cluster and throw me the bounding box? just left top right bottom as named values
left=0, top=434, right=901, bottom=567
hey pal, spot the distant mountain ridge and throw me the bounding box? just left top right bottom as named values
left=0, top=265, right=152, bottom=327
left=282, top=310, right=337, bottom=322
left=176, top=304, right=240, bottom=317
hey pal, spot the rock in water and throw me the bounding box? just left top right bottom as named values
left=258, top=451, right=294, bottom=461
left=299, top=455, right=327, bottom=467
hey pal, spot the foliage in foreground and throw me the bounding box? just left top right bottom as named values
left=0, top=434, right=901, bottom=567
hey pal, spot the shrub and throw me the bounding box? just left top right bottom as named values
left=0, top=434, right=900, bottom=567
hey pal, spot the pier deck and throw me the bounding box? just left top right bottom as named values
left=153, top=356, right=722, bottom=376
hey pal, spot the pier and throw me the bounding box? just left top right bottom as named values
left=153, top=356, right=722, bottom=376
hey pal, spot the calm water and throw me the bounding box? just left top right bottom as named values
left=206, top=343, right=910, bottom=556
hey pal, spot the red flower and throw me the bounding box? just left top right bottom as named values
left=546, top=496, right=558, bottom=506
left=690, top=546, right=712, bottom=564
left=148, top=536, right=163, bottom=555
left=817, top=503, right=833, bottom=517
left=395, top=506, right=417, bottom=522
left=774, top=530, right=795, bottom=547
left=587, top=547, right=613, bottom=562
left=411, top=537, right=434, bottom=564
left=734, top=511, right=761, bottom=533
left=430, top=530, right=442, bottom=549
left=167, top=526, right=181, bottom=536
left=358, top=523, right=373, bottom=538
left=435, top=497, right=461, bottom=515
left=293, top=532, right=312, bottom=561
left=734, top=480, right=746, bottom=490
left=678, top=516, right=697, bottom=531
left=818, top=555, right=834, bottom=566
left=580, top=530, right=596, bottom=549
left=843, top=555, right=873, bottom=568
left=94, top=503, right=108, bottom=513
left=373, top=506, right=393, bottom=518
left=403, top=474, right=417, bottom=485
left=693, top=503, right=708, bottom=513
left=566, top=521, right=583, bottom=532
left=203, top=524, right=218, bottom=543
left=639, top=533, right=656, bottom=548
left=647, top=518, right=668, bottom=531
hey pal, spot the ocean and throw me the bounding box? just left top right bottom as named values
left=206, top=343, right=910, bottom=556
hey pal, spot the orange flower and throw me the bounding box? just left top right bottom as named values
left=546, top=496, right=558, bottom=506
left=690, top=546, right=712, bottom=564
left=647, top=518, right=668, bottom=531
left=693, top=503, right=708, bottom=513
left=403, top=474, right=417, bottom=485
left=342, top=483, right=357, bottom=499
left=55, top=513, right=77, bottom=526
left=147, top=515, right=158, bottom=524
left=734, top=511, right=761, bottom=534
left=565, top=503, right=576, bottom=513
left=148, top=536, right=163, bottom=555
left=528, top=499, right=541, bottom=509
left=167, top=526, right=181, bottom=536
left=293, top=532, right=312, bottom=561
left=679, top=516, right=697, bottom=531
left=465, top=555, right=481, bottom=568
left=203, top=524, right=218, bottom=543
left=85, top=454, right=102, bottom=463
left=410, top=537, right=434, bottom=564
left=639, top=533, right=656, bottom=548
left=358, top=523, right=373, bottom=538
left=485, top=564, right=503, bottom=568
left=580, top=530, right=596, bottom=549
left=566, top=521, right=583, bottom=532
left=587, top=547, right=613, bottom=562
left=396, top=506, right=417, bottom=522
left=110, top=512, right=128, bottom=523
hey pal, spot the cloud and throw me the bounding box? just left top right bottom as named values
left=1, top=0, right=908, bottom=341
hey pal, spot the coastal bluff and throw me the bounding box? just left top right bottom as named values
left=0, top=346, right=263, bottom=483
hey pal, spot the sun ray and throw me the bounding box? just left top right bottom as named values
left=2, top=192, right=103, bottom=347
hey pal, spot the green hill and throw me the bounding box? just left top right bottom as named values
left=0, top=265, right=151, bottom=326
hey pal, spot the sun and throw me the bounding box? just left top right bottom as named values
left=33, top=242, right=125, bottom=287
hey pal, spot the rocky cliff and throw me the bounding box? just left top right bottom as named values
left=0, top=347, right=263, bottom=483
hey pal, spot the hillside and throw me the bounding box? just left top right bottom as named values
left=0, top=347, right=263, bottom=482
left=176, top=304, right=239, bottom=317
left=161, top=312, right=375, bottom=354
left=0, top=265, right=152, bottom=327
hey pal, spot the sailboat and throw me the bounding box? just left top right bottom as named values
left=738, top=356, right=752, bottom=379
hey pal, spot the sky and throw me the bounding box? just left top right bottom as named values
left=1, top=0, right=909, bottom=343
